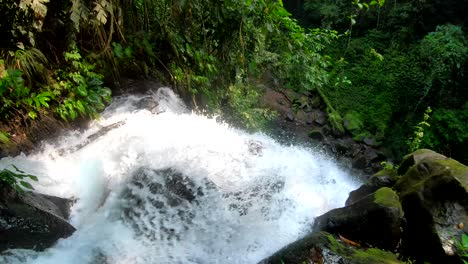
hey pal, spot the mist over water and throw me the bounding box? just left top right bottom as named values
left=0, top=88, right=360, bottom=264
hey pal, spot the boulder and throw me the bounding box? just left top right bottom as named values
left=313, top=187, right=403, bottom=250
left=346, top=169, right=398, bottom=206
left=0, top=183, right=76, bottom=252
left=395, top=149, right=468, bottom=264
left=259, top=231, right=403, bottom=264
left=120, top=167, right=216, bottom=240
left=308, top=129, right=324, bottom=141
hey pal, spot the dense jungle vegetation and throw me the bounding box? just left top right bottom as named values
left=0, top=0, right=467, bottom=164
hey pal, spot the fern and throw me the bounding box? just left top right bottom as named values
left=9, top=48, right=47, bottom=82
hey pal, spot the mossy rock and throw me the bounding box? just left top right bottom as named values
left=374, top=187, right=403, bottom=217
left=314, top=187, right=403, bottom=250
left=259, top=231, right=402, bottom=264
left=346, top=169, right=398, bottom=206
left=395, top=149, right=468, bottom=264
left=397, top=149, right=447, bottom=176
left=308, top=129, right=324, bottom=141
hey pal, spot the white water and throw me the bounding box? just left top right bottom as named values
left=0, top=88, right=360, bottom=264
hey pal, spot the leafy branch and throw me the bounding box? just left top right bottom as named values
left=0, top=165, right=38, bottom=192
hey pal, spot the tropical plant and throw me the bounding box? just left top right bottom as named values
left=52, top=49, right=112, bottom=121
left=0, top=62, right=53, bottom=120
left=407, top=107, right=431, bottom=152
left=0, top=165, right=38, bottom=192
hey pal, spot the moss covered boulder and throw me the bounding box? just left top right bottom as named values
left=313, top=187, right=403, bottom=250
left=395, top=149, right=468, bottom=264
left=258, top=231, right=403, bottom=264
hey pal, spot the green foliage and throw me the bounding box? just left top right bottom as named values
left=454, top=233, right=468, bottom=263
left=343, top=111, right=364, bottom=133
left=380, top=161, right=396, bottom=171
left=52, top=49, right=112, bottom=121
left=0, top=0, right=49, bottom=50
left=420, top=24, right=468, bottom=80
left=0, top=131, right=10, bottom=144
left=7, top=47, right=48, bottom=82
left=407, top=107, right=432, bottom=152
left=423, top=104, right=468, bottom=162
left=0, top=63, right=53, bottom=120
left=111, top=0, right=339, bottom=128
left=0, top=165, right=38, bottom=192
left=227, top=79, right=277, bottom=130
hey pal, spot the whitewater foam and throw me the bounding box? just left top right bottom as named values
left=0, top=87, right=360, bottom=264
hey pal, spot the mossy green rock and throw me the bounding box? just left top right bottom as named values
left=313, top=187, right=403, bottom=250
left=346, top=169, right=398, bottom=206
left=374, top=187, right=403, bottom=217
left=259, top=231, right=403, bottom=264
left=395, top=149, right=468, bottom=264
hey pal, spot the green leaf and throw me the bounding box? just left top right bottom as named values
left=76, top=84, right=88, bottom=96
left=27, top=175, right=38, bottom=181
left=19, top=180, right=34, bottom=190
left=28, top=111, right=38, bottom=119
left=75, top=100, right=86, bottom=114
left=0, top=131, right=9, bottom=143
left=462, top=233, right=468, bottom=248
left=10, top=165, right=23, bottom=174
left=38, top=96, right=50, bottom=108
left=88, top=78, right=104, bottom=87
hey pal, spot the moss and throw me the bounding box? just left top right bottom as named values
left=351, top=248, right=402, bottom=264
left=436, top=159, right=468, bottom=185
left=325, top=233, right=403, bottom=264
left=344, top=111, right=364, bottom=132
left=396, top=157, right=468, bottom=197
left=374, top=187, right=403, bottom=216
left=374, top=168, right=397, bottom=178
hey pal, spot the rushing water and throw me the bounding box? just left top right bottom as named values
left=0, top=88, right=360, bottom=264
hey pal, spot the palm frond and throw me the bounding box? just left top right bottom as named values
left=9, top=48, right=48, bottom=82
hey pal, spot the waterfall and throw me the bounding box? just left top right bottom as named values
left=0, top=88, right=360, bottom=264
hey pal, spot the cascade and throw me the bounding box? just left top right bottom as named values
left=0, top=88, right=360, bottom=264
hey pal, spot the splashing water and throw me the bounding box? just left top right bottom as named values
left=0, top=88, right=360, bottom=264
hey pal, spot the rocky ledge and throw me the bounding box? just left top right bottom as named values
left=0, top=183, right=76, bottom=252
left=261, top=149, right=468, bottom=264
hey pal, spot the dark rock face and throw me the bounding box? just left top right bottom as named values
left=259, top=231, right=402, bottom=264
left=313, top=187, right=403, bottom=250
left=120, top=167, right=215, bottom=240
left=0, top=184, right=76, bottom=252
left=395, top=149, right=468, bottom=264
left=346, top=169, right=398, bottom=206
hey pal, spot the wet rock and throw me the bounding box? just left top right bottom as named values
left=313, top=111, right=327, bottom=126
left=259, top=231, right=403, bottom=264
left=346, top=169, right=398, bottom=206
left=260, top=88, right=291, bottom=115
left=120, top=167, right=217, bottom=240
left=247, top=140, right=264, bottom=156
left=352, top=147, right=380, bottom=170
left=0, top=183, right=76, bottom=252
left=313, top=187, right=403, bottom=250
left=352, top=155, right=368, bottom=170
left=308, top=129, right=324, bottom=141
left=135, top=97, right=158, bottom=112
left=395, top=149, right=468, bottom=264
left=285, top=111, right=295, bottom=122
left=363, top=137, right=377, bottom=147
